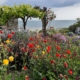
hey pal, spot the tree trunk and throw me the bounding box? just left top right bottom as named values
left=23, top=21, right=26, bottom=30
left=22, top=18, right=26, bottom=30
left=42, top=20, right=47, bottom=36
left=22, top=16, right=29, bottom=30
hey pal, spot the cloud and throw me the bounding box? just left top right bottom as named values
left=52, top=3, right=80, bottom=20
left=0, top=0, right=7, bottom=5
left=2, top=0, right=80, bottom=20
left=3, top=0, right=80, bottom=8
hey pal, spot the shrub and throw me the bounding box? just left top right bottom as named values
left=59, top=28, right=70, bottom=33
left=69, top=21, right=80, bottom=33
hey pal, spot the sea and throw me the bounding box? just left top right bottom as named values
left=18, top=20, right=77, bottom=31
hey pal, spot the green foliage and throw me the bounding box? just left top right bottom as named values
left=69, top=21, right=80, bottom=33
left=0, top=4, right=44, bottom=27
left=0, top=6, right=13, bottom=25
left=59, top=28, right=70, bottom=33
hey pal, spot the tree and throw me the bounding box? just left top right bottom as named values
left=0, top=4, right=44, bottom=30
left=34, top=6, right=56, bottom=36
left=13, top=4, right=44, bottom=30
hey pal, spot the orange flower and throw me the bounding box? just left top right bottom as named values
left=66, top=50, right=71, bottom=54
left=56, top=45, right=61, bottom=50
left=56, top=53, right=61, bottom=58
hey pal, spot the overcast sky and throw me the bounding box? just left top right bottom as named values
left=0, top=0, right=80, bottom=20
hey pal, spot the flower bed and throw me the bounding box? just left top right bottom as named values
left=0, top=30, right=80, bottom=80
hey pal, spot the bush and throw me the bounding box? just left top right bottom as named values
left=59, top=28, right=70, bottom=34
left=69, top=21, right=80, bottom=33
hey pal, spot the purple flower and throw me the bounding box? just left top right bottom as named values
left=53, top=33, right=66, bottom=42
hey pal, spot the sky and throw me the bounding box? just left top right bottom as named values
left=0, top=0, right=80, bottom=20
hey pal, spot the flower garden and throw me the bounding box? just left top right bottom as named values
left=0, top=29, right=80, bottom=80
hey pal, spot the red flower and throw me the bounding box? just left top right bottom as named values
left=42, top=77, right=47, bottom=80
left=31, top=49, right=36, bottom=52
left=66, top=50, right=71, bottom=54
left=23, top=66, right=28, bottom=70
left=11, top=31, right=15, bottom=35
left=25, top=76, right=29, bottom=80
left=46, top=46, right=51, bottom=53
left=50, top=60, right=55, bottom=64
left=56, top=45, right=61, bottom=50
left=43, top=39, right=47, bottom=43
left=0, top=30, right=4, bottom=34
left=28, top=43, right=34, bottom=48
left=64, top=75, right=68, bottom=79
left=56, top=53, right=61, bottom=58
left=64, top=62, right=68, bottom=68
left=68, top=69, right=73, bottom=75
left=29, top=37, right=34, bottom=41
left=21, top=47, right=25, bottom=52
left=61, top=54, right=67, bottom=58
left=7, top=33, right=12, bottom=39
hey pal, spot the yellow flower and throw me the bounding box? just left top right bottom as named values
left=42, top=51, right=46, bottom=55
left=3, top=59, right=9, bottom=65
left=5, top=39, right=11, bottom=44
left=9, top=56, right=14, bottom=62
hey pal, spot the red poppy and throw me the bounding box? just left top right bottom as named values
left=68, top=69, right=73, bottom=75
left=31, top=49, right=35, bottom=52
left=43, top=39, right=47, bottom=43
left=56, top=45, right=61, bottom=50
left=25, top=76, right=29, bottom=80
left=47, top=49, right=50, bottom=53
left=11, top=31, right=15, bottom=35
left=29, top=37, right=34, bottom=41
left=47, top=46, right=51, bottom=50
left=46, top=46, right=51, bottom=53
left=56, top=53, right=61, bottom=58
left=50, top=60, right=55, bottom=64
left=28, top=43, right=34, bottom=48
left=23, top=66, right=28, bottom=70
left=7, top=33, right=12, bottom=39
left=66, top=50, right=71, bottom=54
left=42, top=77, right=47, bottom=80
left=64, top=62, right=68, bottom=68
left=0, top=30, right=4, bottom=34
